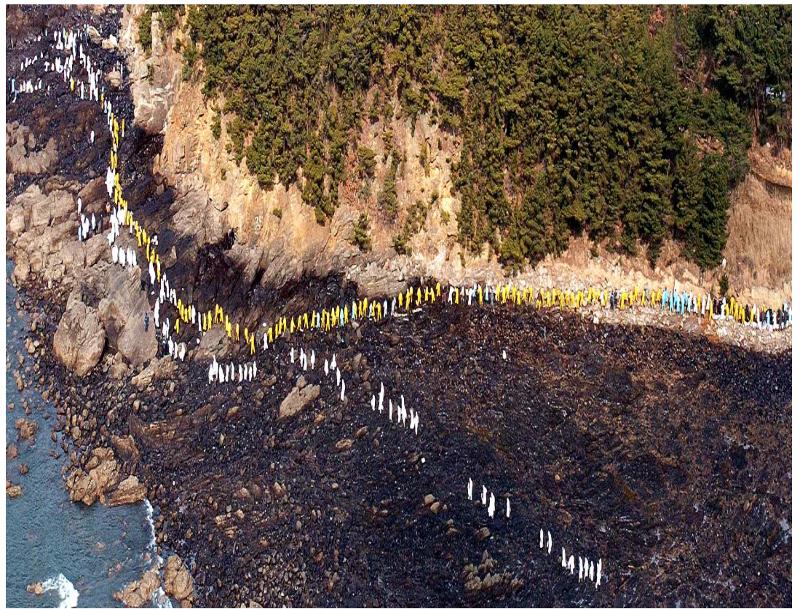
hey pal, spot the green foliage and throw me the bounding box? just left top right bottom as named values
left=182, top=38, right=198, bottom=81
left=357, top=147, right=377, bottom=179
left=138, top=5, right=182, bottom=54
left=352, top=212, right=372, bottom=252
left=394, top=199, right=428, bottom=255
left=187, top=5, right=790, bottom=268
left=418, top=141, right=430, bottom=177
left=377, top=156, right=399, bottom=219
left=138, top=9, right=153, bottom=52
left=210, top=111, right=221, bottom=140
left=675, top=6, right=791, bottom=146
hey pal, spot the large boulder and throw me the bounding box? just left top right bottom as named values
left=108, top=475, right=147, bottom=507
left=278, top=378, right=320, bottom=419
left=98, top=269, right=157, bottom=367
left=106, top=70, right=123, bottom=89
left=87, top=25, right=103, bottom=45
left=113, top=568, right=161, bottom=608
left=193, top=324, right=228, bottom=361
left=65, top=447, right=120, bottom=506
left=131, top=355, right=176, bottom=390
left=6, top=122, right=58, bottom=175
left=53, top=301, right=106, bottom=377
left=15, top=418, right=38, bottom=441
left=163, top=555, right=195, bottom=606
left=111, top=435, right=140, bottom=463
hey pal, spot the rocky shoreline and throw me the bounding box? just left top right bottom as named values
left=6, top=5, right=791, bottom=607
left=8, top=274, right=793, bottom=606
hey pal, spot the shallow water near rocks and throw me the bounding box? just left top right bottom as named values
left=6, top=260, right=157, bottom=608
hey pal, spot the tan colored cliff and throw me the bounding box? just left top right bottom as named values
left=122, top=8, right=792, bottom=306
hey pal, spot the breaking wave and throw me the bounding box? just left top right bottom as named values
left=41, top=574, right=79, bottom=608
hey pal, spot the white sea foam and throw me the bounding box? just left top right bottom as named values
left=151, top=586, right=174, bottom=608
left=144, top=499, right=164, bottom=565
left=41, top=573, right=79, bottom=608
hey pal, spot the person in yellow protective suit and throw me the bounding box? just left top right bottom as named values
left=121, top=118, right=125, bottom=139
left=267, top=326, right=273, bottom=344
left=175, top=318, right=180, bottom=334
left=376, top=301, right=382, bottom=320
left=398, top=291, right=404, bottom=310
left=436, top=282, right=442, bottom=298
left=155, top=259, right=161, bottom=282
left=416, top=287, right=422, bottom=307
left=290, top=317, right=296, bottom=334
left=244, top=327, right=249, bottom=343
left=250, top=334, right=255, bottom=355
left=454, top=288, right=460, bottom=305
left=620, top=291, right=628, bottom=309
left=343, top=306, right=349, bottom=325
left=70, top=77, right=74, bottom=92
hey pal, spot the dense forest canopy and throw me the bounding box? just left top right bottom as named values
left=149, top=5, right=790, bottom=270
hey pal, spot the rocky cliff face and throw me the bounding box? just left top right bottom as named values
left=121, top=8, right=792, bottom=305
left=119, top=6, right=183, bottom=135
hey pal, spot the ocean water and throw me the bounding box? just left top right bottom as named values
left=6, top=261, right=161, bottom=608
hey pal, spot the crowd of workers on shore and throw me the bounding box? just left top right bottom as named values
left=15, top=22, right=793, bottom=368
left=29, top=17, right=800, bottom=597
